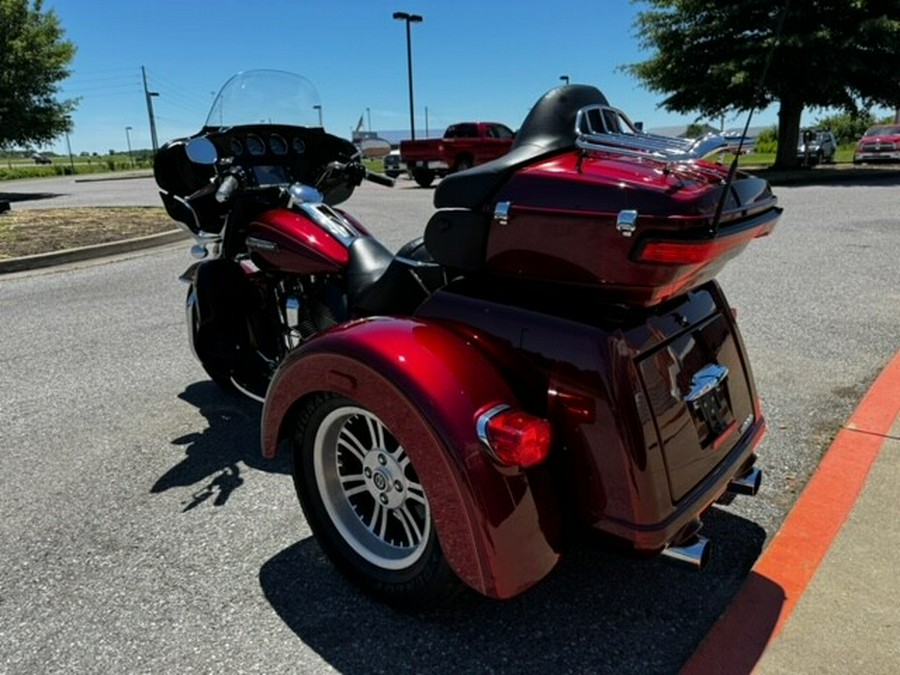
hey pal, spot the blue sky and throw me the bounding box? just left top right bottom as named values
left=39, top=0, right=871, bottom=155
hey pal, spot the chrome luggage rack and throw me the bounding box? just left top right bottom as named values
left=574, top=104, right=740, bottom=163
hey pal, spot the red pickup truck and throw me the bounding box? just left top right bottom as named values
left=400, top=122, right=515, bottom=187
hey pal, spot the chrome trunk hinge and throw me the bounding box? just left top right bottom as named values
left=493, top=201, right=511, bottom=226
left=616, top=209, right=638, bottom=237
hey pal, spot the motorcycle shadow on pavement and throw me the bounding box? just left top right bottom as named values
left=151, top=381, right=290, bottom=511
left=260, top=507, right=781, bottom=674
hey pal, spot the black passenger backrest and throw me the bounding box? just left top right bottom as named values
left=511, top=84, right=610, bottom=156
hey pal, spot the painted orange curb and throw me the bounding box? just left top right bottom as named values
left=682, top=350, right=900, bottom=675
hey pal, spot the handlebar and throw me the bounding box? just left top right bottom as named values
left=364, top=169, right=395, bottom=188
left=215, top=174, right=240, bottom=203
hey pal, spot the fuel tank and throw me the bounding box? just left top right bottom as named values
left=244, top=206, right=354, bottom=275
left=416, top=277, right=765, bottom=552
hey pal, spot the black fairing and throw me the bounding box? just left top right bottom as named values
left=433, top=85, right=609, bottom=210
left=154, top=139, right=214, bottom=196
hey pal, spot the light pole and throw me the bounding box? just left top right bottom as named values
left=125, top=126, right=134, bottom=167
left=393, top=11, right=423, bottom=140
left=366, top=107, right=372, bottom=133
left=313, top=104, right=323, bottom=127
left=560, top=75, right=570, bottom=85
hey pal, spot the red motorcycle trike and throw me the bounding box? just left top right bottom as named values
left=155, top=71, right=779, bottom=605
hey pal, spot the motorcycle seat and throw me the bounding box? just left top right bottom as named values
left=348, top=237, right=446, bottom=316
left=433, top=85, right=609, bottom=211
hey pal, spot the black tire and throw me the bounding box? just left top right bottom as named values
left=200, top=361, right=236, bottom=392
left=187, top=287, right=236, bottom=392
left=292, top=394, right=458, bottom=607
left=187, top=285, right=271, bottom=398
left=412, top=168, right=434, bottom=188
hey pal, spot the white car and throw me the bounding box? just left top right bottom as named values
left=382, top=149, right=406, bottom=179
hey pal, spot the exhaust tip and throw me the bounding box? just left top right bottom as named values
left=661, top=535, right=711, bottom=571
left=728, top=467, right=762, bottom=496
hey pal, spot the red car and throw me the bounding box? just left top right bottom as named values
left=853, top=124, right=900, bottom=164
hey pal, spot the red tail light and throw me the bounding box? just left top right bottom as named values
left=636, top=224, right=769, bottom=265
left=476, top=405, right=552, bottom=468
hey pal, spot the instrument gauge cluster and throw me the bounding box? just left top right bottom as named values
left=229, top=138, right=244, bottom=156
left=269, top=134, right=288, bottom=155
left=292, top=137, right=306, bottom=154
left=245, top=134, right=266, bottom=156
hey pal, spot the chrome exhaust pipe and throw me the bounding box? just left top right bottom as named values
left=661, top=535, right=711, bottom=571
left=728, top=467, right=762, bottom=496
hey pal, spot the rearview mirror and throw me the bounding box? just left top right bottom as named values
left=185, top=137, right=218, bottom=165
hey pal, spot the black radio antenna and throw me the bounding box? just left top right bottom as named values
left=711, top=0, right=791, bottom=235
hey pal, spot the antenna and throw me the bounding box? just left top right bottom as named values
left=711, top=0, right=791, bottom=235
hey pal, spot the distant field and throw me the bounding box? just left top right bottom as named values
left=0, top=154, right=152, bottom=180
left=2, top=155, right=386, bottom=180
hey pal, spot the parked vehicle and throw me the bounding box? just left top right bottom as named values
left=797, top=129, right=837, bottom=165
left=853, top=124, right=900, bottom=164
left=382, top=149, right=405, bottom=178
left=155, top=71, right=780, bottom=606
left=32, top=154, right=52, bottom=165
left=400, top=121, right=515, bottom=187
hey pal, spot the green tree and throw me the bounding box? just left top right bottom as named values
left=0, top=0, right=77, bottom=149
left=624, top=0, right=900, bottom=167
left=682, top=122, right=718, bottom=138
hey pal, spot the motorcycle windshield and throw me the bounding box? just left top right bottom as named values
left=204, top=70, right=322, bottom=129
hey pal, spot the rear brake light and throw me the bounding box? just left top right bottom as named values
left=476, top=405, right=552, bottom=468
left=637, top=226, right=766, bottom=265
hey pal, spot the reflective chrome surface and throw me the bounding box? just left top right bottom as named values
left=616, top=209, right=638, bottom=237
left=185, top=137, right=218, bottom=165
left=727, top=467, right=762, bottom=496
left=575, top=104, right=739, bottom=162
left=475, top=404, right=512, bottom=463
left=660, top=535, right=710, bottom=571
left=493, top=201, right=511, bottom=226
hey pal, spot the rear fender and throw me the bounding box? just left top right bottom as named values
left=262, top=317, right=561, bottom=599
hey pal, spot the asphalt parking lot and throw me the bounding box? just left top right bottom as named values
left=1, top=173, right=898, bottom=672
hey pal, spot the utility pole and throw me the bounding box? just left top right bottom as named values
left=142, top=66, right=159, bottom=152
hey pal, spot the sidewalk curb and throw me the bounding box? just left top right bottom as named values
left=0, top=229, right=188, bottom=274
left=681, top=351, right=900, bottom=674
left=74, top=170, right=154, bottom=183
